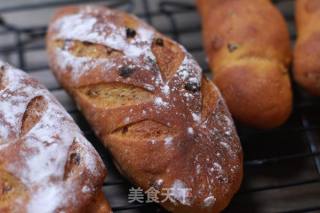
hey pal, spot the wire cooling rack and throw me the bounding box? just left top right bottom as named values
left=0, top=0, right=319, bottom=212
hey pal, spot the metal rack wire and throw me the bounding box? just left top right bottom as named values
left=0, top=0, right=319, bottom=212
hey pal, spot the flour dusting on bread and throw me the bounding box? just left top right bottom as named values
left=0, top=61, right=106, bottom=212
left=47, top=5, right=243, bottom=213
left=52, top=7, right=156, bottom=83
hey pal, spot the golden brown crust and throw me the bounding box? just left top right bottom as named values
left=197, top=0, right=293, bottom=129
left=85, top=191, right=112, bottom=213
left=0, top=61, right=110, bottom=213
left=46, top=5, right=243, bottom=213
left=294, top=0, right=320, bottom=95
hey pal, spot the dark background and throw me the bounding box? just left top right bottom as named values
left=0, top=0, right=319, bottom=212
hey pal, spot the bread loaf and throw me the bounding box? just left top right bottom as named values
left=294, top=0, right=320, bottom=95
left=85, top=191, right=112, bottom=213
left=0, top=61, right=111, bottom=213
left=47, top=6, right=243, bottom=213
left=197, top=0, right=293, bottom=129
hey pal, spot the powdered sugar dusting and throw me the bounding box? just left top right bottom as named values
left=164, top=136, right=173, bottom=147
left=0, top=66, right=31, bottom=141
left=52, top=8, right=156, bottom=83
left=192, top=112, right=201, bottom=123
left=203, top=196, right=216, bottom=207
left=154, top=97, right=169, bottom=108
left=47, top=6, right=243, bottom=212
left=0, top=61, right=104, bottom=212
left=54, top=48, right=116, bottom=82
left=161, top=84, right=170, bottom=95
left=28, top=183, right=66, bottom=213
left=187, top=127, right=194, bottom=135
left=220, top=142, right=230, bottom=150
left=55, top=13, right=97, bottom=42
left=213, top=162, right=222, bottom=172
left=176, top=54, right=202, bottom=84
left=82, top=185, right=91, bottom=193
left=170, top=180, right=191, bottom=206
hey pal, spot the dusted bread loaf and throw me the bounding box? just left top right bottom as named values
left=197, top=0, right=293, bottom=129
left=294, top=0, right=320, bottom=95
left=47, top=6, right=243, bottom=213
left=0, top=61, right=111, bottom=213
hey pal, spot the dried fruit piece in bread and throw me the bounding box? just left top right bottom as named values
left=47, top=6, right=243, bottom=213
left=197, top=0, right=293, bottom=128
left=0, top=61, right=111, bottom=213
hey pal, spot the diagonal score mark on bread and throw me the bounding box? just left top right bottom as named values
left=0, top=60, right=109, bottom=212
left=54, top=39, right=123, bottom=59
left=47, top=6, right=243, bottom=213
left=76, top=82, right=153, bottom=109
left=109, top=120, right=176, bottom=142
left=63, top=138, right=85, bottom=180
left=55, top=35, right=186, bottom=83
left=200, top=77, right=219, bottom=121
left=20, top=96, right=48, bottom=136
left=75, top=82, right=155, bottom=133
left=151, top=37, right=185, bottom=81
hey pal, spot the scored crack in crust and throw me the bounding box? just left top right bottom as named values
left=46, top=5, right=243, bottom=213
left=0, top=61, right=111, bottom=213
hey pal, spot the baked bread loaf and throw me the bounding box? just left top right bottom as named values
left=0, top=61, right=111, bottom=213
left=197, top=0, right=293, bottom=129
left=85, top=191, right=112, bottom=213
left=46, top=5, right=243, bottom=213
left=294, top=0, right=320, bottom=95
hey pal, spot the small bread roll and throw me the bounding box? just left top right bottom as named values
left=197, top=0, right=293, bottom=129
left=295, top=0, right=320, bottom=95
